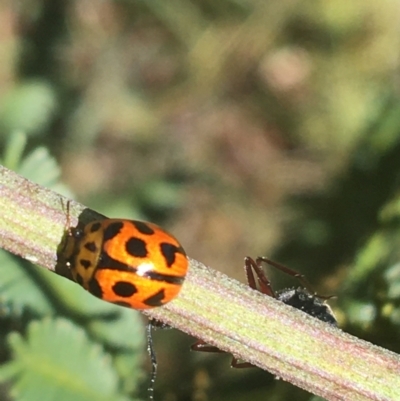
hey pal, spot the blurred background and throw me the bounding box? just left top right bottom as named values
left=1, top=1, right=400, bottom=401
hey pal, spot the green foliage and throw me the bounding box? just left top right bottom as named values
left=0, top=81, right=57, bottom=137
left=0, top=318, right=134, bottom=401
left=1, top=132, right=72, bottom=197
left=343, top=190, right=400, bottom=333
left=0, top=251, right=54, bottom=315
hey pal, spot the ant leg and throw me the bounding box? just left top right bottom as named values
left=192, top=342, right=254, bottom=369
left=146, top=321, right=157, bottom=401
left=192, top=258, right=275, bottom=369
left=150, top=319, right=170, bottom=330
left=191, top=340, right=224, bottom=353
left=244, top=256, right=275, bottom=297
left=191, top=258, right=270, bottom=369
left=231, top=357, right=254, bottom=368
left=146, top=319, right=175, bottom=399
left=192, top=258, right=275, bottom=354
left=257, top=257, right=334, bottom=300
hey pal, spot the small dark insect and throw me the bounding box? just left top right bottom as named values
left=191, top=256, right=337, bottom=367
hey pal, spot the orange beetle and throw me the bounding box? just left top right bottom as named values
left=65, top=219, right=188, bottom=309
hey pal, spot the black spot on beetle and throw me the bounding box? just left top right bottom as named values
left=126, top=237, right=148, bottom=258
left=84, top=241, right=97, bottom=253
left=144, top=289, right=166, bottom=307
left=112, top=281, right=138, bottom=297
left=144, top=271, right=185, bottom=284
left=132, top=221, right=154, bottom=235
left=88, top=278, right=103, bottom=299
left=80, top=259, right=92, bottom=269
left=103, top=221, right=124, bottom=241
left=97, top=252, right=130, bottom=271
left=160, top=243, right=182, bottom=267
left=90, top=222, right=102, bottom=233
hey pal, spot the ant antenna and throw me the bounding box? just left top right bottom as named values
left=146, top=321, right=157, bottom=401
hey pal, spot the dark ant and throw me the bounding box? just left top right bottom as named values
left=191, top=256, right=337, bottom=367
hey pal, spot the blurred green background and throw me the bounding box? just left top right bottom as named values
left=1, top=1, right=400, bottom=401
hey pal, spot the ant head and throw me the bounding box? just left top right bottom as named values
left=277, top=287, right=337, bottom=326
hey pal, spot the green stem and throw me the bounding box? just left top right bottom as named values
left=0, top=165, right=399, bottom=401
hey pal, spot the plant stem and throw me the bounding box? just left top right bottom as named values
left=0, top=165, right=399, bottom=401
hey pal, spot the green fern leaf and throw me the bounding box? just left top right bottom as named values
left=0, top=81, right=57, bottom=137
left=0, top=251, right=54, bottom=315
left=0, top=318, right=138, bottom=401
